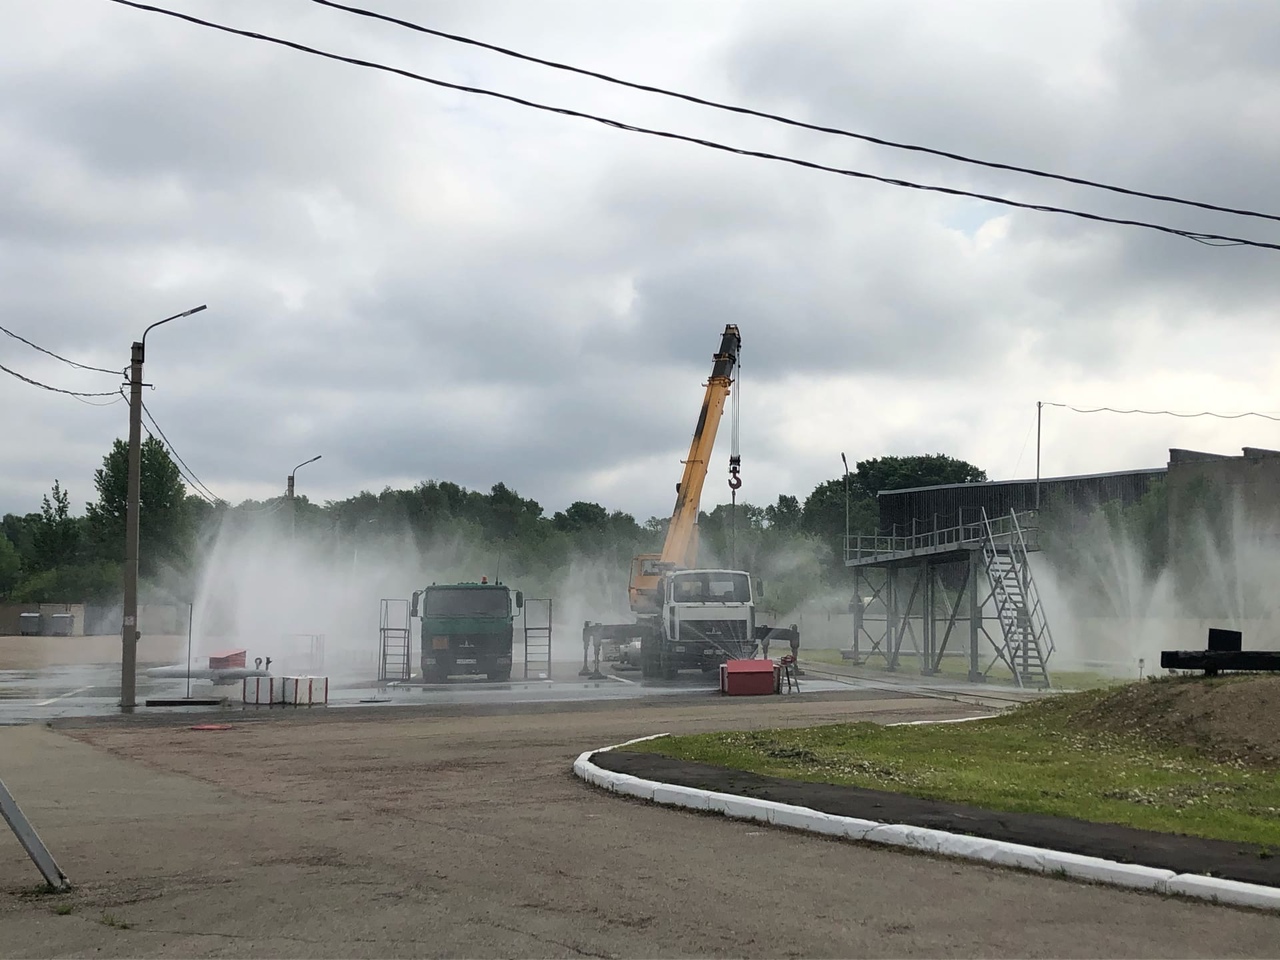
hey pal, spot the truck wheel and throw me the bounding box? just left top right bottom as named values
left=487, top=667, right=511, bottom=681
left=427, top=655, right=454, bottom=684
left=640, top=636, right=660, bottom=680
left=660, top=650, right=678, bottom=680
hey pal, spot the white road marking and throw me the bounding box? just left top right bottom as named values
left=608, top=673, right=638, bottom=685
left=35, top=685, right=95, bottom=707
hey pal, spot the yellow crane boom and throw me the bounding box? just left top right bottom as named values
left=629, top=324, right=741, bottom=614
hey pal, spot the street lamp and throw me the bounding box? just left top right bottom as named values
left=122, top=304, right=208, bottom=710
left=840, top=452, right=851, bottom=561
left=288, top=455, right=322, bottom=537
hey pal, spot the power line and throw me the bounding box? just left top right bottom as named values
left=0, top=322, right=120, bottom=375
left=140, top=400, right=224, bottom=504
left=0, top=361, right=122, bottom=397
left=104, top=0, right=1280, bottom=254
left=71, top=392, right=126, bottom=408
left=310, top=0, right=1280, bottom=228
left=1044, top=401, right=1280, bottom=423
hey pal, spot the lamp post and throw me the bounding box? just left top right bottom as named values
left=121, top=304, right=207, bottom=711
left=287, top=455, right=322, bottom=538
left=840, top=452, right=851, bottom=560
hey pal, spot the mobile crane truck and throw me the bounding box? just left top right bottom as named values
left=584, top=324, right=797, bottom=680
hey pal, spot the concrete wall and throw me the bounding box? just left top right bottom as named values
left=0, top=603, right=187, bottom=637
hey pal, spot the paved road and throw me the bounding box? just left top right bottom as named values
left=3, top=691, right=1279, bottom=958
left=0, top=660, right=872, bottom=725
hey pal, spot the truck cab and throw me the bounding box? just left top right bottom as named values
left=412, top=581, right=523, bottom=683
left=649, top=568, right=758, bottom=677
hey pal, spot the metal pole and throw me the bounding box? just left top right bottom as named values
left=288, top=456, right=321, bottom=540
left=969, top=550, right=981, bottom=682
left=122, top=304, right=207, bottom=711
left=185, top=601, right=194, bottom=699
left=1035, top=400, right=1042, bottom=510
left=840, top=452, right=850, bottom=560
left=0, top=779, right=69, bottom=890
left=121, top=340, right=143, bottom=710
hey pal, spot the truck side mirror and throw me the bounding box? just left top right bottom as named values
left=515, top=591, right=524, bottom=609
left=755, top=578, right=764, bottom=597
left=410, top=590, right=420, bottom=618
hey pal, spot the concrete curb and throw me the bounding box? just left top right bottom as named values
left=573, top=735, right=1280, bottom=913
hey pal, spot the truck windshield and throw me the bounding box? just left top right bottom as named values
left=671, top=572, right=751, bottom=604
left=423, top=589, right=510, bottom=618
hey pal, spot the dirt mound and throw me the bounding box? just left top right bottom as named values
left=1044, top=675, right=1280, bottom=767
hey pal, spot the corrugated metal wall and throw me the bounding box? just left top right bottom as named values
left=876, top=469, right=1165, bottom=535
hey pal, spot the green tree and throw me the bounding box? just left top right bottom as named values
left=764, top=494, right=802, bottom=532
left=1, top=513, right=38, bottom=565
left=9, top=561, right=120, bottom=604
left=85, top=436, right=193, bottom=577
left=0, top=532, right=21, bottom=598
left=30, top=480, right=82, bottom=571
left=854, top=454, right=987, bottom=496
left=552, top=501, right=610, bottom=533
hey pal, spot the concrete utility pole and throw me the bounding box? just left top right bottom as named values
left=288, top=455, right=322, bottom=538
left=121, top=304, right=207, bottom=710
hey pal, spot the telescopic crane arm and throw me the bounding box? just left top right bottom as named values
left=628, top=324, right=741, bottom=614
left=660, top=324, right=741, bottom=567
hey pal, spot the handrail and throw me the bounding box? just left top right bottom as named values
left=844, top=509, right=1039, bottom=563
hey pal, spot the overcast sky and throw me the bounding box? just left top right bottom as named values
left=3, top=0, right=1280, bottom=523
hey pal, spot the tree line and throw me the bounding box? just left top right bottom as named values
left=1, top=438, right=987, bottom=611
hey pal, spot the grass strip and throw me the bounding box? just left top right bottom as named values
left=629, top=687, right=1280, bottom=847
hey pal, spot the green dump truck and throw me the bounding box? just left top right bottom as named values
left=411, top=580, right=523, bottom=683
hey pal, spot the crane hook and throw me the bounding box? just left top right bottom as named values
left=728, top=455, right=742, bottom=490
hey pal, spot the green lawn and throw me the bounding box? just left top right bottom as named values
left=629, top=691, right=1280, bottom=847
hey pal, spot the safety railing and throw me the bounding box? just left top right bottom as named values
left=845, top=510, right=1040, bottom=564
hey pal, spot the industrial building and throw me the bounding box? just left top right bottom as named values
left=875, top=467, right=1166, bottom=536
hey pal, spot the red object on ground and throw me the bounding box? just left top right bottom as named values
left=208, top=649, right=247, bottom=670
left=719, top=659, right=777, bottom=696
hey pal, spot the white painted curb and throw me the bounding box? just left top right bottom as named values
left=574, top=735, right=1280, bottom=913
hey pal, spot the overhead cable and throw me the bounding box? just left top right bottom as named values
left=1044, top=401, right=1280, bottom=423
left=103, top=0, right=1280, bottom=253
left=0, top=361, right=122, bottom=397
left=0, top=323, right=120, bottom=375
left=141, top=401, right=224, bottom=504
left=309, top=0, right=1280, bottom=227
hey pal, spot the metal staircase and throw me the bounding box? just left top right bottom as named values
left=980, top=509, right=1054, bottom=689
left=522, top=598, right=553, bottom=679
left=378, top=598, right=412, bottom=681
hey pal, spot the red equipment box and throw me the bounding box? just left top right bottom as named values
left=209, top=649, right=247, bottom=670
left=719, top=659, right=778, bottom=696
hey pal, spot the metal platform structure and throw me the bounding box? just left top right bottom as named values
left=844, top=509, right=1055, bottom=689
left=378, top=598, right=412, bottom=682
left=522, top=598, right=553, bottom=679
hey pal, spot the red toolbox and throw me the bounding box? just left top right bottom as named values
left=719, top=659, right=777, bottom=696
